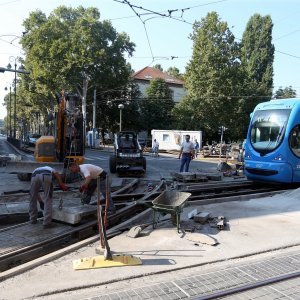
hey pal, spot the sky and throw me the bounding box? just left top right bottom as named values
left=0, top=0, right=300, bottom=120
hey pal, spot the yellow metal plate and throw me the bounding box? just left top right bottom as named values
left=73, top=254, right=142, bottom=270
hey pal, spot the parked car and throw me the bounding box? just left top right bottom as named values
left=26, top=133, right=41, bottom=147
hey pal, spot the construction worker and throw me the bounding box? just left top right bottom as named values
left=152, top=139, right=159, bottom=157
left=178, top=135, right=195, bottom=172
left=68, top=162, right=116, bottom=214
left=29, top=166, right=68, bottom=228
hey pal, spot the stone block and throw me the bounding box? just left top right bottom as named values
left=194, top=212, right=210, bottom=224
left=188, top=208, right=198, bottom=219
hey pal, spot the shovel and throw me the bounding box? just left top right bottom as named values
left=126, top=218, right=172, bottom=238
left=126, top=224, right=149, bottom=238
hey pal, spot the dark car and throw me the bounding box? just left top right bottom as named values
left=26, top=133, right=41, bottom=147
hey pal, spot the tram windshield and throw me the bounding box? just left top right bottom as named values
left=250, top=109, right=290, bottom=154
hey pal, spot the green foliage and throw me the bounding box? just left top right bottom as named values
left=140, top=78, right=175, bottom=134
left=274, top=86, right=296, bottom=99
left=153, top=64, right=163, bottom=71
left=180, top=12, right=242, bottom=140
left=18, top=5, right=135, bottom=132
left=238, top=14, right=274, bottom=136
left=173, top=12, right=275, bottom=142
left=100, top=82, right=142, bottom=132
left=166, top=67, right=184, bottom=80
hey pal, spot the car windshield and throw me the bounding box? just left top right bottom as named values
left=250, top=109, right=290, bottom=155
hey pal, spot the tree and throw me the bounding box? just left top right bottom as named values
left=239, top=14, right=274, bottom=136
left=166, top=67, right=183, bottom=80
left=19, top=6, right=135, bottom=132
left=140, top=78, right=175, bottom=134
left=274, top=86, right=296, bottom=99
left=101, top=82, right=142, bottom=132
left=153, top=64, right=163, bottom=71
left=177, top=12, right=242, bottom=140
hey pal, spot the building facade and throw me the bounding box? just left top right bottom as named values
left=132, top=67, right=187, bottom=103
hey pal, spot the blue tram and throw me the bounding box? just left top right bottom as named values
left=244, top=98, right=300, bottom=183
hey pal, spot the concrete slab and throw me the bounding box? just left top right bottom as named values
left=52, top=204, right=97, bottom=224
left=110, top=178, right=124, bottom=191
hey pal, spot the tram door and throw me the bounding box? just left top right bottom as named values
left=290, top=125, right=300, bottom=182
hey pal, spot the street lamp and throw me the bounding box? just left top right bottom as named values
left=7, top=57, right=27, bottom=138
left=4, top=84, right=12, bottom=137
left=118, top=104, right=124, bottom=131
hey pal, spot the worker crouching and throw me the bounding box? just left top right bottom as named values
left=29, top=166, right=68, bottom=228
left=68, top=162, right=116, bottom=215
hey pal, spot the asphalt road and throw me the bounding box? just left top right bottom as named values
left=0, top=135, right=220, bottom=180
left=0, top=137, right=222, bottom=194
left=81, top=147, right=219, bottom=180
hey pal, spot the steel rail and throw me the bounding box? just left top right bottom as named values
left=193, top=269, right=300, bottom=300
left=0, top=181, right=165, bottom=272
left=0, top=180, right=290, bottom=273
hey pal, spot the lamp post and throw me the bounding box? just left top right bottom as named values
left=118, top=104, right=124, bottom=131
left=13, top=61, right=16, bottom=138
left=4, top=84, right=12, bottom=137
left=7, top=57, right=27, bottom=138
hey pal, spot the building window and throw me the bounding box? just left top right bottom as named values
left=163, top=134, right=170, bottom=142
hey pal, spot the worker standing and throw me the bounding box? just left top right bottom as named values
left=152, top=139, right=159, bottom=157
left=29, top=166, right=68, bottom=228
left=178, top=135, right=195, bottom=172
left=68, top=162, right=116, bottom=214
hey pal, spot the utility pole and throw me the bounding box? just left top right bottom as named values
left=13, top=63, right=16, bottom=138
left=218, top=126, right=224, bottom=161
left=218, top=126, right=228, bottom=161
left=82, top=78, right=88, bottom=127
left=9, top=86, right=12, bottom=138
left=93, top=89, right=96, bottom=147
left=118, top=104, right=124, bottom=132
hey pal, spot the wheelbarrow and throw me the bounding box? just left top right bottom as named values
left=150, top=190, right=191, bottom=233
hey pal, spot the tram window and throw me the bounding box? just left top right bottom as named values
left=290, top=125, right=300, bottom=157
left=250, top=109, right=289, bottom=153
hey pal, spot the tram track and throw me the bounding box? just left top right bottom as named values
left=0, top=180, right=292, bottom=275
left=193, top=269, right=300, bottom=300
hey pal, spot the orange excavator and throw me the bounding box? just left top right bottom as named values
left=8, top=91, right=85, bottom=181
left=34, top=90, right=85, bottom=165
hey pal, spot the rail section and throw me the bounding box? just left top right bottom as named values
left=0, top=181, right=290, bottom=274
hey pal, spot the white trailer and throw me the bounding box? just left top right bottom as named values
left=151, top=129, right=202, bottom=151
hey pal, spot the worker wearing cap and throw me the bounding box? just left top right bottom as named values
left=178, top=135, right=195, bottom=172
left=29, top=166, right=68, bottom=228
left=68, top=162, right=116, bottom=214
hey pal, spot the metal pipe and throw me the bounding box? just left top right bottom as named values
left=14, top=63, right=16, bottom=138
left=9, top=86, right=12, bottom=137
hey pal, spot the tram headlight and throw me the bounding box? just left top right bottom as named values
left=244, top=151, right=252, bottom=160
left=273, top=154, right=284, bottom=161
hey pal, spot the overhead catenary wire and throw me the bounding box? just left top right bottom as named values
left=111, top=0, right=300, bottom=80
